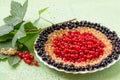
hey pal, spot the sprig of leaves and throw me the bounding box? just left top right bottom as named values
left=0, top=0, right=28, bottom=37
left=0, top=0, right=49, bottom=67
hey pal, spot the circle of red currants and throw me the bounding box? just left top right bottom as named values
left=52, top=30, right=105, bottom=63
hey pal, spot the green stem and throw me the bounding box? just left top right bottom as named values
left=41, top=18, right=77, bottom=29
left=40, top=16, right=54, bottom=25
left=56, top=18, right=76, bottom=25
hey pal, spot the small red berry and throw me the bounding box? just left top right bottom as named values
left=29, top=55, right=34, bottom=61
left=24, top=51, right=29, bottom=55
left=24, top=54, right=30, bottom=59
left=89, top=51, right=95, bottom=55
left=75, top=46, right=80, bottom=50
left=81, top=58, right=85, bottom=61
left=77, top=59, right=81, bottom=62
left=79, top=52, right=84, bottom=57
left=17, top=52, right=23, bottom=58
left=87, top=55, right=92, bottom=60
left=34, top=61, right=39, bottom=66
left=23, top=57, right=27, bottom=62
left=22, top=54, right=26, bottom=58
left=25, top=60, right=31, bottom=65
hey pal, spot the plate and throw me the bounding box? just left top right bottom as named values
left=34, top=21, right=120, bottom=74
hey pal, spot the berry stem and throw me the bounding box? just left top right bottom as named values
left=40, top=16, right=54, bottom=25
left=56, top=18, right=77, bottom=25
left=38, top=18, right=77, bottom=30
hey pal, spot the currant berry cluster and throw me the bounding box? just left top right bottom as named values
left=17, top=51, right=39, bottom=66
left=53, top=30, right=105, bottom=62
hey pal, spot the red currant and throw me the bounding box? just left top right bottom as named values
left=34, top=61, right=39, bottom=66
left=23, top=57, right=27, bottom=62
left=25, top=60, right=31, bottom=65
left=29, top=55, right=34, bottom=61
left=24, top=51, right=29, bottom=55
left=24, top=54, right=30, bottom=59
left=17, top=52, right=23, bottom=58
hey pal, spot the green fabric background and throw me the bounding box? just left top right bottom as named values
left=0, top=0, right=120, bottom=80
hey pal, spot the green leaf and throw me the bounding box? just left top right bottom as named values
left=0, top=33, right=14, bottom=42
left=0, top=25, right=13, bottom=36
left=4, top=0, right=28, bottom=25
left=14, top=21, right=24, bottom=30
left=8, top=55, right=21, bottom=66
left=21, top=0, right=28, bottom=18
left=0, top=41, right=12, bottom=60
left=12, top=22, right=27, bottom=47
left=13, top=21, right=37, bottom=31
left=10, top=1, right=22, bottom=17
left=34, top=7, right=48, bottom=26
left=0, top=54, right=8, bottom=60
left=4, top=16, right=22, bottom=26
left=39, top=7, right=48, bottom=15
left=33, top=17, right=40, bottom=26
left=1, top=0, right=28, bottom=37
left=0, top=40, right=12, bottom=50
left=19, top=32, right=40, bottom=54
left=24, top=22, right=38, bottom=30
left=11, top=0, right=28, bottom=18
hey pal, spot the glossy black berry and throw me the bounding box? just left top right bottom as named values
left=69, top=64, right=75, bottom=70
left=61, top=25, right=66, bottom=29
left=91, top=65, right=95, bottom=70
left=77, top=21, right=82, bottom=26
left=68, top=22, right=74, bottom=29
left=42, top=57, right=47, bottom=61
left=81, top=66, right=85, bottom=71
left=52, top=24, right=61, bottom=30
left=113, top=54, right=119, bottom=60
left=56, top=62, right=63, bottom=69
left=63, top=64, right=68, bottom=70
left=75, top=21, right=79, bottom=25
left=47, top=59, right=52, bottom=64
left=108, top=58, right=113, bottom=63
left=94, top=64, right=99, bottom=69
left=86, top=65, right=91, bottom=71
left=68, top=26, right=73, bottom=29
left=75, top=67, right=81, bottom=72
left=38, top=51, right=45, bottom=56
left=100, top=60, right=108, bottom=67
left=64, top=64, right=71, bottom=71
left=53, top=62, right=57, bottom=67
left=62, top=22, right=68, bottom=29
left=46, top=27, right=54, bottom=33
